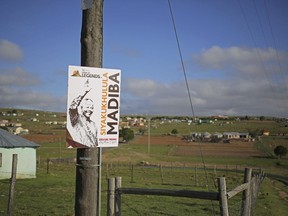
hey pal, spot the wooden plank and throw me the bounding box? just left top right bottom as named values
left=227, top=182, right=249, bottom=199
left=120, top=188, right=219, bottom=200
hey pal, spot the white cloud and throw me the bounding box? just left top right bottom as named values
left=124, top=79, right=159, bottom=98
left=0, top=39, right=23, bottom=61
left=0, top=67, right=41, bottom=86
left=195, top=46, right=288, bottom=77
left=120, top=77, right=287, bottom=117
left=120, top=46, right=288, bottom=117
left=0, top=67, right=66, bottom=112
left=0, top=44, right=286, bottom=117
left=0, top=86, right=66, bottom=111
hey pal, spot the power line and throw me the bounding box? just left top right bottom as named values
left=237, top=0, right=287, bottom=116
left=167, top=0, right=195, bottom=119
left=264, top=0, right=287, bottom=87
left=252, top=0, right=283, bottom=85
left=167, top=1, right=216, bottom=215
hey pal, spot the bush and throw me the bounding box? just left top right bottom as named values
left=171, top=129, right=178, bottom=135
left=119, top=128, right=134, bottom=142
left=274, top=145, right=287, bottom=159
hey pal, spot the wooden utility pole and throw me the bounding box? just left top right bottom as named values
left=75, top=0, right=103, bottom=215
left=7, top=154, right=18, bottom=216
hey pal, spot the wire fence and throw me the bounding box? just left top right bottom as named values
left=107, top=169, right=265, bottom=216
left=104, top=162, right=258, bottom=187
left=0, top=158, right=266, bottom=215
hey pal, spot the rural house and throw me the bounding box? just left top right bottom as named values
left=0, top=129, right=40, bottom=179
left=7, top=126, right=29, bottom=135
left=223, top=132, right=249, bottom=140
left=262, top=129, right=270, bottom=136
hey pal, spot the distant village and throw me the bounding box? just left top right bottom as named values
left=0, top=110, right=286, bottom=141
left=0, top=111, right=66, bottom=135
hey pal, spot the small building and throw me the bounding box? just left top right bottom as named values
left=0, top=129, right=40, bottom=179
left=202, top=132, right=211, bottom=139
left=223, top=132, right=240, bottom=139
left=223, top=132, right=249, bottom=140
left=0, top=120, right=9, bottom=126
left=239, top=132, right=249, bottom=139
left=28, top=118, right=38, bottom=122
left=120, top=121, right=129, bottom=127
left=10, top=122, right=22, bottom=127
left=262, top=129, right=270, bottom=136
left=212, top=132, right=223, bottom=139
left=7, top=126, right=29, bottom=135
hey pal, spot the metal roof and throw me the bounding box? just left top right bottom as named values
left=0, top=129, right=40, bottom=148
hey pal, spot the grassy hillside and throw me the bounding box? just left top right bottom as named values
left=1, top=108, right=288, bottom=215
left=0, top=157, right=288, bottom=215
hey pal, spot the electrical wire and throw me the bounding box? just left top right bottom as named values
left=167, top=1, right=216, bottom=215
left=264, top=0, right=287, bottom=87
left=167, top=0, right=195, bottom=119
left=237, top=0, right=287, bottom=116
left=252, top=0, right=282, bottom=86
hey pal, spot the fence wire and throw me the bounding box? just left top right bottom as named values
left=0, top=160, right=268, bottom=215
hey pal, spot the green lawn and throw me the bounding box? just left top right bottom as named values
left=1, top=159, right=288, bottom=215
left=1, top=138, right=288, bottom=215
left=1, top=109, right=288, bottom=215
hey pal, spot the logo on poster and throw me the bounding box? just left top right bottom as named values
left=72, top=69, right=100, bottom=78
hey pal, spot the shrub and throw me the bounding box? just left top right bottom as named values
left=119, top=128, right=134, bottom=142
left=171, top=128, right=178, bottom=135
left=274, top=145, right=287, bottom=159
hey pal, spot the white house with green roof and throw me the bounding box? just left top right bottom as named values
left=0, top=129, right=40, bottom=179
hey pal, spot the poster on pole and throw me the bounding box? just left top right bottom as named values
left=66, top=65, right=121, bottom=148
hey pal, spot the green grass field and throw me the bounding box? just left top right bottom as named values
left=1, top=139, right=288, bottom=215
left=1, top=108, right=288, bottom=215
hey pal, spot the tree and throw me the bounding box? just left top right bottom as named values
left=138, top=128, right=146, bottom=135
left=171, top=128, right=178, bottom=135
left=274, top=145, right=287, bottom=159
left=119, top=128, right=134, bottom=142
left=248, top=128, right=261, bottom=138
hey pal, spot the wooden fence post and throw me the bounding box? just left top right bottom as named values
left=106, top=163, right=109, bottom=180
left=250, top=176, right=256, bottom=214
left=115, top=177, right=122, bottom=216
left=160, top=164, right=164, bottom=184
left=195, top=167, right=198, bottom=187
left=107, top=178, right=115, bottom=216
left=130, top=164, right=134, bottom=183
left=46, top=158, right=50, bottom=174
left=7, top=154, right=18, bottom=216
left=218, top=177, right=229, bottom=216
left=241, top=168, right=252, bottom=216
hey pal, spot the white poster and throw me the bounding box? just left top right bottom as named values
left=66, top=65, right=121, bottom=148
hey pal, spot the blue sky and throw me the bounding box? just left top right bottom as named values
left=0, top=0, right=287, bottom=117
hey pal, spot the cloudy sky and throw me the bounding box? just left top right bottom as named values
left=0, top=0, right=287, bottom=117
